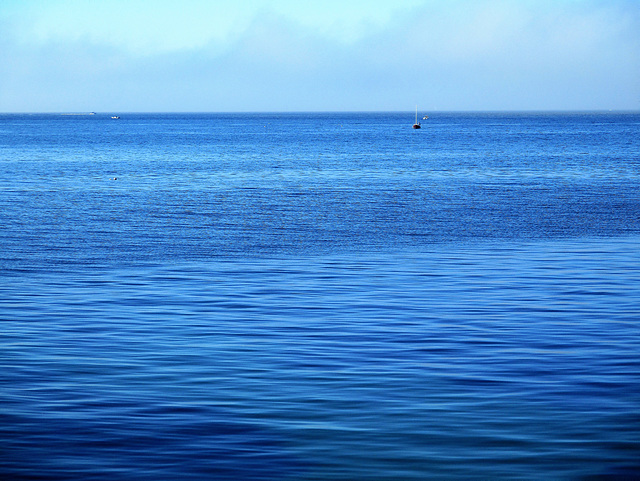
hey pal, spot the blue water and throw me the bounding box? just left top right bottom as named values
left=1, top=112, right=639, bottom=480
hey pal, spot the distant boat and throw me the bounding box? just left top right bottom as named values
left=111, top=116, right=120, bottom=119
left=423, top=116, right=429, bottom=120
left=412, top=106, right=421, bottom=129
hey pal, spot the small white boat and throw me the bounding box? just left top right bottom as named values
left=111, top=116, right=120, bottom=119
left=423, top=116, right=429, bottom=120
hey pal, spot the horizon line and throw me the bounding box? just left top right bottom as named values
left=2, top=109, right=638, bottom=115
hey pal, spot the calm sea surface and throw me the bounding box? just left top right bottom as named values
left=1, top=112, right=639, bottom=480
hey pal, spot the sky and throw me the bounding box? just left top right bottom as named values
left=0, top=0, right=638, bottom=112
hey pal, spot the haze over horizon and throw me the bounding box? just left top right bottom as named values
left=1, top=0, right=638, bottom=113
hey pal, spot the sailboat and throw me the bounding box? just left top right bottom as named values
left=412, top=106, right=421, bottom=129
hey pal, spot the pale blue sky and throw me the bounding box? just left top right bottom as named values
left=1, top=0, right=638, bottom=112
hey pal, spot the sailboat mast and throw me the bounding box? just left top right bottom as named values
left=412, top=105, right=421, bottom=129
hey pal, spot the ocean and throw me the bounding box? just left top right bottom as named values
left=1, top=112, right=639, bottom=480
